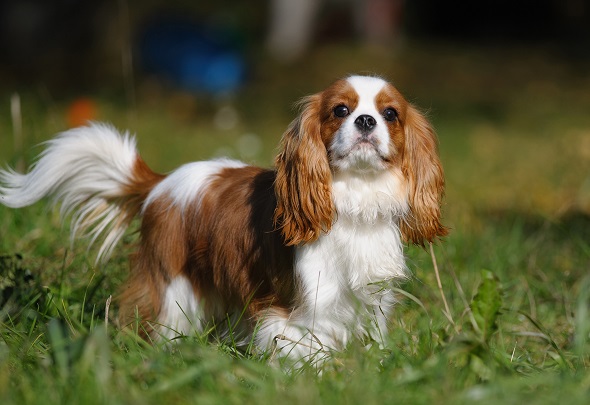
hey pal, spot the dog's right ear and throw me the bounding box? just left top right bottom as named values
left=274, top=94, right=334, bottom=246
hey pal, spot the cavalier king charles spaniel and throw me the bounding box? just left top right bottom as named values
left=0, top=75, right=446, bottom=362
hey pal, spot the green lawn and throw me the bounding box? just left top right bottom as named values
left=1, top=42, right=590, bottom=404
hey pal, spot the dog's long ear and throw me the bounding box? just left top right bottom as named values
left=400, top=105, right=448, bottom=245
left=274, top=94, right=334, bottom=246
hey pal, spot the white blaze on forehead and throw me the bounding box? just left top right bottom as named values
left=346, top=76, right=387, bottom=114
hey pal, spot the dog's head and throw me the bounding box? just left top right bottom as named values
left=274, top=75, right=448, bottom=246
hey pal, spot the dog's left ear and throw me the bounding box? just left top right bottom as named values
left=400, top=105, right=448, bottom=245
left=274, top=94, right=334, bottom=246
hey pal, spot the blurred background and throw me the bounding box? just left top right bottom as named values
left=0, top=0, right=589, bottom=231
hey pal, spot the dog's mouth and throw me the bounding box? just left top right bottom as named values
left=352, top=137, right=378, bottom=149
left=330, top=140, right=390, bottom=173
left=346, top=137, right=387, bottom=160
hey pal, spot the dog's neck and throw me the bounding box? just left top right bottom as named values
left=331, top=169, right=409, bottom=225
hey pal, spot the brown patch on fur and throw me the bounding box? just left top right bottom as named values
left=375, top=84, right=407, bottom=167
left=118, top=164, right=296, bottom=338
left=117, top=195, right=186, bottom=337
left=274, top=94, right=335, bottom=246
left=318, top=79, right=359, bottom=145
left=186, top=167, right=295, bottom=320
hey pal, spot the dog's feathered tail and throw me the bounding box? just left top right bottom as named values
left=0, top=123, right=164, bottom=262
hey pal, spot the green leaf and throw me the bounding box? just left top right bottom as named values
left=470, top=270, right=502, bottom=343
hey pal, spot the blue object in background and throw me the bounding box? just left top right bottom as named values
left=138, top=17, right=245, bottom=95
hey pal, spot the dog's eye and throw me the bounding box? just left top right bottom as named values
left=383, top=108, right=398, bottom=122
left=333, top=105, right=350, bottom=118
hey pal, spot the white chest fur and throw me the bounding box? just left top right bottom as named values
left=330, top=169, right=408, bottom=287
left=293, top=170, right=409, bottom=335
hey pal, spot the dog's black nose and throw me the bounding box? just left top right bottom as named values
left=354, top=114, right=377, bottom=132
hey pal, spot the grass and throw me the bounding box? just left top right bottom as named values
left=1, top=42, right=590, bottom=403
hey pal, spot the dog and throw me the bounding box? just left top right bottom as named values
left=0, top=75, right=446, bottom=362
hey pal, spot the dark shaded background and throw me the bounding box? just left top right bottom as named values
left=0, top=0, right=588, bottom=93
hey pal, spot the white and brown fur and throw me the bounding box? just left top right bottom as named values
left=0, top=75, right=446, bottom=360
